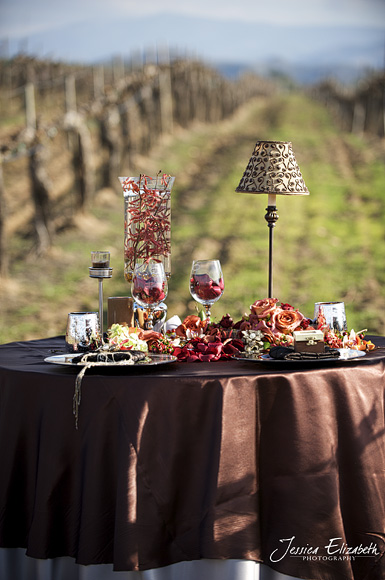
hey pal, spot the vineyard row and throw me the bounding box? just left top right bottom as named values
left=0, top=58, right=274, bottom=277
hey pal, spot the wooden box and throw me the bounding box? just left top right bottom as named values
left=293, top=330, right=325, bottom=353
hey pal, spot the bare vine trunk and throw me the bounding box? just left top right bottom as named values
left=0, top=157, right=8, bottom=277
left=28, top=135, right=52, bottom=254
left=64, top=111, right=95, bottom=210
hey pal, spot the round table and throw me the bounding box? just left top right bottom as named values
left=0, top=335, right=384, bottom=580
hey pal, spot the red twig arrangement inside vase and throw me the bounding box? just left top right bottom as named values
left=122, top=173, right=172, bottom=272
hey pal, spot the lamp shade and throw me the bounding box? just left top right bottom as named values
left=235, top=140, right=309, bottom=196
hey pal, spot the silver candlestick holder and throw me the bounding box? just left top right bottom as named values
left=89, top=251, right=113, bottom=337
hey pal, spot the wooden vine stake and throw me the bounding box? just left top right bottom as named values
left=25, top=82, right=36, bottom=130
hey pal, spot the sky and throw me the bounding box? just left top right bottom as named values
left=0, top=0, right=384, bottom=79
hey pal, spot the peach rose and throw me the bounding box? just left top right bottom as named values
left=250, top=298, right=279, bottom=319
left=175, top=315, right=205, bottom=338
left=141, top=329, right=163, bottom=342
left=272, top=308, right=304, bottom=334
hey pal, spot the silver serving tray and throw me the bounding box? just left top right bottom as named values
left=44, top=353, right=177, bottom=367
left=234, top=348, right=366, bottom=364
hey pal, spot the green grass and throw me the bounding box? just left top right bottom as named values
left=1, top=92, right=385, bottom=342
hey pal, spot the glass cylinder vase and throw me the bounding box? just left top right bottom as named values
left=119, top=174, right=175, bottom=283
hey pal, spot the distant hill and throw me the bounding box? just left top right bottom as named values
left=215, top=60, right=377, bottom=85
left=2, top=13, right=384, bottom=86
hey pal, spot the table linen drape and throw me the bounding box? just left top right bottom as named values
left=0, top=336, right=384, bottom=580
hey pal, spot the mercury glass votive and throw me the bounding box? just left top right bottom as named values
left=91, top=251, right=110, bottom=269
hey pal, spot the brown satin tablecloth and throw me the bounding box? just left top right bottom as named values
left=0, top=335, right=384, bottom=580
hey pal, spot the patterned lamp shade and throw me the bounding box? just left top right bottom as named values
left=235, top=140, right=309, bottom=196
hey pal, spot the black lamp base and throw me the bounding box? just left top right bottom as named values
left=265, top=205, right=279, bottom=298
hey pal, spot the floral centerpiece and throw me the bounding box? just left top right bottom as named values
left=119, top=173, right=175, bottom=282
left=106, top=298, right=375, bottom=362
left=147, top=298, right=375, bottom=361
left=237, top=298, right=309, bottom=344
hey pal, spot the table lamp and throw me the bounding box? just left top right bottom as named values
left=235, top=140, right=309, bottom=298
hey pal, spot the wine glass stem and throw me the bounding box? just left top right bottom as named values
left=146, top=309, right=154, bottom=330
left=204, top=304, right=211, bottom=321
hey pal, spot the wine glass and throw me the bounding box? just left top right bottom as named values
left=189, top=259, right=224, bottom=321
left=131, top=261, right=168, bottom=329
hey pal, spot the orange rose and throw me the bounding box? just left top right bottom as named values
left=250, top=298, right=279, bottom=319
left=175, top=315, right=205, bottom=338
left=272, top=308, right=304, bottom=334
